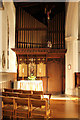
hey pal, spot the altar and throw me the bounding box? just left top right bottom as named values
left=17, top=80, right=43, bottom=91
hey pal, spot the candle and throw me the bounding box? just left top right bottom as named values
left=23, top=68, right=24, bottom=73
left=39, top=68, right=41, bottom=75
left=40, top=68, right=41, bottom=73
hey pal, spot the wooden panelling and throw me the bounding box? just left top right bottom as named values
left=47, top=59, right=64, bottom=94
left=12, top=48, right=66, bottom=83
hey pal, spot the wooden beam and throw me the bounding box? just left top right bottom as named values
left=11, top=48, right=67, bottom=58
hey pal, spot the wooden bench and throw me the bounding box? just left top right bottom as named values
left=33, top=91, right=44, bottom=95
left=2, top=96, right=15, bottom=119
left=4, top=88, right=33, bottom=94
left=30, top=98, right=50, bottom=118
left=4, top=88, right=13, bottom=92
left=14, top=98, right=30, bottom=119
left=1, top=96, right=51, bottom=119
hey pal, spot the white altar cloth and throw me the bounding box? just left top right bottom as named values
left=17, top=80, right=43, bottom=91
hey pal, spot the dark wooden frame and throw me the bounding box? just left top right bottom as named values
left=75, top=72, right=80, bottom=87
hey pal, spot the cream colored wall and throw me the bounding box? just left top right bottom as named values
left=78, top=2, right=80, bottom=72
left=78, top=41, right=80, bottom=71
left=65, top=37, right=78, bottom=95
left=0, top=11, right=2, bottom=71
left=65, top=2, right=78, bottom=95
left=2, top=2, right=16, bottom=73
left=0, top=2, right=17, bottom=90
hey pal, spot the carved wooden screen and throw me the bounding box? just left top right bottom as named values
left=19, top=63, right=27, bottom=77
left=37, top=62, right=46, bottom=77
left=17, top=55, right=46, bottom=80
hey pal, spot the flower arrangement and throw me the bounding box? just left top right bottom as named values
left=28, top=74, right=36, bottom=80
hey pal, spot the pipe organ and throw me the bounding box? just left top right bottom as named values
left=16, top=7, right=65, bottom=49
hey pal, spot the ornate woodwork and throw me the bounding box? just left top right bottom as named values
left=12, top=48, right=66, bottom=58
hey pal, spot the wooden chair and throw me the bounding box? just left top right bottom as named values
left=30, top=94, right=42, bottom=99
left=2, top=92, right=8, bottom=96
left=7, top=92, right=19, bottom=97
left=30, top=98, right=50, bottom=118
left=2, top=97, right=15, bottom=119
left=30, top=94, right=50, bottom=107
left=18, top=93, right=30, bottom=98
left=13, top=89, right=22, bottom=93
left=22, top=90, right=33, bottom=94
left=15, top=98, right=30, bottom=119
left=4, top=88, right=13, bottom=92
left=33, top=91, right=44, bottom=95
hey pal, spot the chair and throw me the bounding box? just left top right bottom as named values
left=2, top=97, right=15, bottom=119
left=22, top=90, right=33, bottom=94
left=4, top=88, right=13, bottom=92
left=30, top=94, right=42, bottom=99
left=18, top=93, right=30, bottom=98
left=15, top=98, right=30, bottom=119
left=33, top=91, right=44, bottom=95
left=7, top=92, right=19, bottom=97
left=30, top=98, right=50, bottom=118
left=2, top=92, right=8, bottom=96
left=13, top=89, right=22, bottom=93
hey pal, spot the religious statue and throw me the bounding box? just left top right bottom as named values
left=30, top=64, right=34, bottom=76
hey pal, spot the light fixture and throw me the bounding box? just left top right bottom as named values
left=68, top=64, right=71, bottom=70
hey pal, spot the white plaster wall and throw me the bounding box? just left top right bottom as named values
left=65, top=2, right=78, bottom=95
left=65, top=37, right=78, bottom=95
left=0, top=2, right=17, bottom=92
left=1, top=2, right=17, bottom=73
left=65, top=2, right=78, bottom=38
left=78, top=41, right=80, bottom=71
left=0, top=11, right=2, bottom=71
left=0, top=11, right=2, bottom=90
left=78, top=2, right=80, bottom=72
left=2, top=7, right=7, bottom=72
